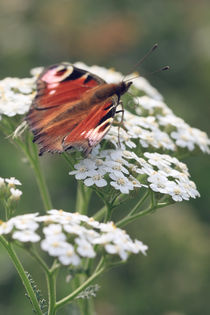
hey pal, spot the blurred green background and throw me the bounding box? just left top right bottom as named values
left=0, top=0, right=210, bottom=314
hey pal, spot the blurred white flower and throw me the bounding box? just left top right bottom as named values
left=5, top=177, right=21, bottom=187
left=0, top=77, right=34, bottom=117
left=41, top=237, right=67, bottom=257
left=0, top=177, right=5, bottom=187
left=58, top=243, right=81, bottom=266
left=43, top=224, right=66, bottom=240
left=13, top=230, right=40, bottom=242
left=10, top=187, right=22, bottom=200
left=75, top=238, right=96, bottom=258
left=0, top=210, right=147, bottom=264
left=0, top=221, right=14, bottom=235
left=11, top=213, right=39, bottom=230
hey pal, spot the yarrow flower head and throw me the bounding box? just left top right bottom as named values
left=0, top=176, right=22, bottom=201
left=0, top=77, right=35, bottom=118
left=68, top=147, right=200, bottom=202
left=0, top=210, right=148, bottom=265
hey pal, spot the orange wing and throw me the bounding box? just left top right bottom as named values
left=26, top=63, right=117, bottom=155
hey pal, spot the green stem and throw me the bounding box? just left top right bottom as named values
left=0, top=238, right=42, bottom=315
left=16, top=138, right=52, bottom=211
left=29, top=247, right=50, bottom=274
left=117, top=202, right=170, bottom=228
left=76, top=182, right=92, bottom=214
left=76, top=181, right=85, bottom=213
left=93, top=205, right=106, bottom=221
left=84, top=298, right=95, bottom=315
left=47, top=272, right=56, bottom=315
left=30, top=250, right=56, bottom=315
left=128, top=190, right=150, bottom=216
left=33, top=161, right=53, bottom=211
left=104, top=201, right=113, bottom=222
left=62, top=152, right=75, bottom=170
left=55, top=266, right=105, bottom=311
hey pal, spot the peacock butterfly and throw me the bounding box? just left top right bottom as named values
left=26, top=63, right=132, bottom=156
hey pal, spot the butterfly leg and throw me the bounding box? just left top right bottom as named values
left=115, top=101, right=125, bottom=148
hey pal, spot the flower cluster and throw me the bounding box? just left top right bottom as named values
left=0, top=77, right=35, bottom=119
left=69, top=149, right=200, bottom=201
left=135, top=96, right=210, bottom=154
left=0, top=176, right=22, bottom=200
left=0, top=210, right=148, bottom=264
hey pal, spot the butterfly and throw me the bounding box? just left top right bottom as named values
left=26, top=63, right=132, bottom=156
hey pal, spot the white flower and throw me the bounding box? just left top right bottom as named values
left=10, top=188, right=22, bottom=200
left=0, top=177, right=5, bottom=187
left=102, top=228, right=149, bottom=260
left=105, top=243, right=129, bottom=260
left=69, top=159, right=97, bottom=180
left=43, top=224, right=66, bottom=240
left=147, top=171, right=173, bottom=194
left=130, top=76, right=163, bottom=100
left=58, top=244, right=81, bottom=266
left=5, top=177, right=21, bottom=187
left=136, top=157, right=154, bottom=175
left=63, top=224, right=87, bottom=236
left=191, top=128, right=210, bottom=154
left=135, top=96, right=171, bottom=116
left=0, top=220, right=14, bottom=235
left=84, top=172, right=107, bottom=187
left=75, top=238, right=96, bottom=258
left=13, top=230, right=40, bottom=242
left=133, top=240, right=148, bottom=255
left=109, top=173, right=134, bottom=194
left=171, top=129, right=195, bottom=151
left=109, top=150, right=131, bottom=166
left=128, top=175, right=144, bottom=188
left=122, top=150, right=138, bottom=160
left=30, top=67, right=43, bottom=77
left=0, top=77, right=34, bottom=117
left=144, top=152, right=171, bottom=168
left=103, top=160, right=129, bottom=177
left=11, top=213, right=39, bottom=230
left=166, top=182, right=190, bottom=202
left=0, top=210, right=148, bottom=263
left=41, top=237, right=67, bottom=256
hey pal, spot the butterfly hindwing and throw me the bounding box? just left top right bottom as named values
left=62, top=98, right=117, bottom=155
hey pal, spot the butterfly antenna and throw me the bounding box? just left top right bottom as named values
left=123, top=43, right=158, bottom=81
left=125, top=65, right=170, bottom=82
left=151, top=65, right=170, bottom=75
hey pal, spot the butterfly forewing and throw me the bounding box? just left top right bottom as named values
left=32, top=64, right=105, bottom=110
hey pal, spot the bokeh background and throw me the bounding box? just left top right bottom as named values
left=0, top=0, right=210, bottom=314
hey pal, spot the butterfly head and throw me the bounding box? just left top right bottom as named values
left=117, top=81, right=132, bottom=98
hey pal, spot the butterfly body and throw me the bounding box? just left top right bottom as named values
left=26, top=63, right=132, bottom=156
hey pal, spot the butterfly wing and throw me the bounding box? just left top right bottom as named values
left=62, top=98, right=117, bottom=155
left=26, top=63, right=117, bottom=155
left=32, top=63, right=105, bottom=110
